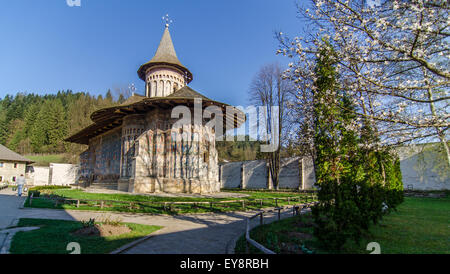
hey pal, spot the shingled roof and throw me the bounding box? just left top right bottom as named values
left=167, top=86, right=212, bottom=100
left=137, top=27, right=193, bottom=82
left=0, top=144, right=33, bottom=163
left=65, top=86, right=245, bottom=145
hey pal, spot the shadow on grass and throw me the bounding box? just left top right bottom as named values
left=10, top=218, right=161, bottom=254
left=24, top=189, right=313, bottom=216
left=234, top=196, right=450, bottom=254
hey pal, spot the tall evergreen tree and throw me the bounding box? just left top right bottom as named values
left=311, top=40, right=365, bottom=249
left=23, top=103, right=41, bottom=136
left=311, top=39, right=404, bottom=250
left=30, top=99, right=67, bottom=153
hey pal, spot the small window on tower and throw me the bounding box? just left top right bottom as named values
left=173, top=83, right=178, bottom=92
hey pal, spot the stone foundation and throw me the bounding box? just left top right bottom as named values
left=117, top=179, right=131, bottom=192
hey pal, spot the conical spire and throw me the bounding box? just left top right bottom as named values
left=138, top=26, right=193, bottom=83
left=150, top=26, right=182, bottom=66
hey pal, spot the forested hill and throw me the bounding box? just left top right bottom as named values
left=0, top=90, right=126, bottom=159
left=0, top=91, right=267, bottom=164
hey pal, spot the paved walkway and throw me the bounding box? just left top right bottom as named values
left=0, top=188, right=26, bottom=229
left=0, top=188, right=301, bottom=254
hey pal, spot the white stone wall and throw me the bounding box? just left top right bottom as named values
left=301, top=157, right=316, bottom=190
left=220, top=157, right=316, bottom=190
left=26, top=164, right=79, bottom=186
left=28, top=166, right=50, bottom=186
left=221, top=148, right=448, bottom=191
left=244, top=160, right=268, bottom=189
left=221, top=162, right=242, bottom=188
left=279, top=158, right=301, bottom=189
left=396, top=145, right=449, bottom=190
left=49, top=163, right=79, bottom=186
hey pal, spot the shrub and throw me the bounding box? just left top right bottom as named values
left=81, top=218, right=96, bottom=228
left=98, top=215, right=124, bottom=227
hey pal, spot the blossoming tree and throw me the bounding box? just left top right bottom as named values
left=278, top=0, right=449, bottom=166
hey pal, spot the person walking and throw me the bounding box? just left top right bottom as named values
left=17, top=174, right=26, bottom=197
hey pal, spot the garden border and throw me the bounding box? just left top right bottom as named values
left=242, top=202, right=319, bottom=254
left=27, top=192, right=318, bottom=213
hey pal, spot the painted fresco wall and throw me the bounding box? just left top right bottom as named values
left=87, top=128, right=122, bottom=182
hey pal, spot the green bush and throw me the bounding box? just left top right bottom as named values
left=81, top=218, right=96, bottom=228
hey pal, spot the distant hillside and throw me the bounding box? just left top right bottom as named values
left=0, top=90, right=126, bottom=158
left=216, top=136, right=265, bottom=162
left=25, top=154, right=68, bottom=167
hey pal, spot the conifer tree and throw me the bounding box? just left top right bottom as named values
left=30, top=99, right=67, bottom=153
left=311, top=40, right=365, bottom=249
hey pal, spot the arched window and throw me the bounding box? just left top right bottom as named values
left=159, top=80, right=164, bottom=96
left=165, top=80, right=171, bottom=96
left=152, top=81, right=157, bottom=97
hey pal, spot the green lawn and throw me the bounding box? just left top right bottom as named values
left=235, top=196, right=450, bottom=254
left=25, top=154, right=67, bottom=166
left=25, top=188, right=316, bottom=215
left=10, top=218, right=162, bottom=254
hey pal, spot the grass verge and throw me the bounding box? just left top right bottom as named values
left=10, top=218, right=162, bottom=254
left=24, top=154, right=67, bottom=166
left=235, top=196, right=450, bottom=254
left=25, top=188, right=316, bottom=215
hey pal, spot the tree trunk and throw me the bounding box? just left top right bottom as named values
left=427, top=85, right=450, bottom=167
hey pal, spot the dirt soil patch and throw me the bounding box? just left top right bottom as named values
left=73, top=224, right=131, bottom=237
left=287, top=231, right=313, bottom=241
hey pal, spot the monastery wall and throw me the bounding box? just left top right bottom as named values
left=118, top=109, right=220, bottom=194
left=87, top=127, right=122, bottom=182
left=396, top=145, right=449, bottom=190
left=220, top=157, right=316, bottom=190
left=26, top=164, right=78, bottom=186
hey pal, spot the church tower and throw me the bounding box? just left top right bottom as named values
left=67, top=17, right=245, bottom=194
left=138, top=25, right=193, bottom=97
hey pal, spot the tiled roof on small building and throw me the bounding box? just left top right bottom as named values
left=0, top=144, right=34, bottom=163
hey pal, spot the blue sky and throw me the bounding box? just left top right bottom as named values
left=0, top=0, right=304, bottom=107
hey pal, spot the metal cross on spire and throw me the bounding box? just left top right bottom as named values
left=162, top=14, right=173, bottom=28
left=128, top=83, right=136, bottom=95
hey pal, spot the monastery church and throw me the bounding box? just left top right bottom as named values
left=66, top=24, right=244, bottom=194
